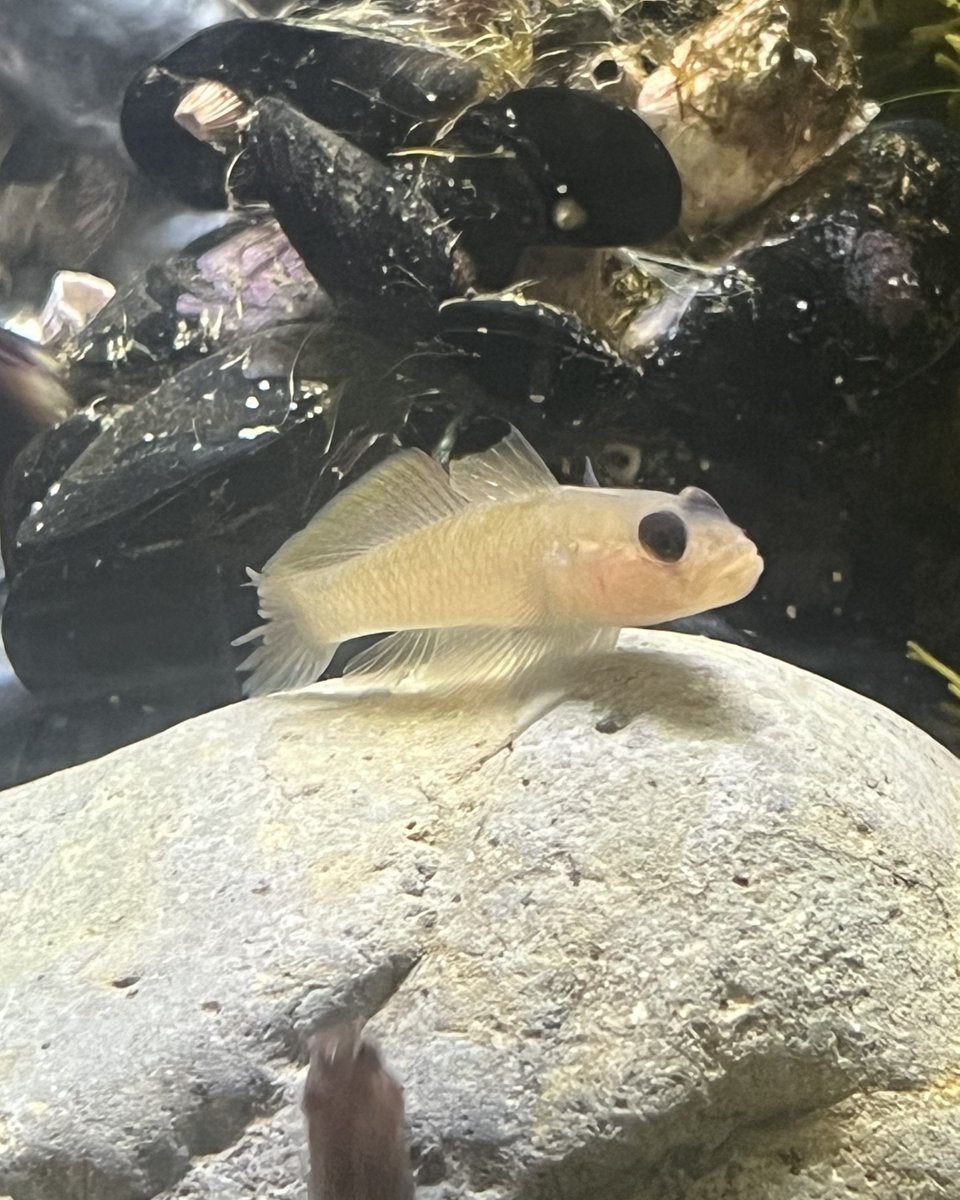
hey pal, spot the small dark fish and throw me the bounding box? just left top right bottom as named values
left=0, top=329, right=73, bottom=484
left=304, top=1024, right=415, bottom=1200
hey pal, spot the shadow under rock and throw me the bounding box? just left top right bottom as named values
left=269, top=634, right=752, bottom=752
left=569, top=643, right=754, bottom=743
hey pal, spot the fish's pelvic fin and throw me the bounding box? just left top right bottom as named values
left=449, top=426, right=559, bottom=505
left=342, top=623, right=617, bottom=697
left=263, top=448, right=468, bottom=576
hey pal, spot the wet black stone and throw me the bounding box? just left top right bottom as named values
left=120, top=19, right=484, bottom=208
left=239, top=98, right=474, bottom=335
left=436, top=293, right=668, bottom=450
left=64, top=215, right=327, bottom=405
left=628, top=120, right=960, bottom=445
left=444, top=87, right=682, bottom=247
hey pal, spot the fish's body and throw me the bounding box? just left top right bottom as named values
left=304, top=1024, right=414, bottom=1200
left=280, top=497, right=551, bottom=639
left=236, top=428, right=762, bottom=698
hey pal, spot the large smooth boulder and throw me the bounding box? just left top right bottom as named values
left=0, top=630, right=958, bottom=1200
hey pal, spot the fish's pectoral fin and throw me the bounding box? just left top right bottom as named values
left=263, top=447, right=467, bottom=576
left=340, top=623, right=618, bottom=698
left=449, top=426, right=559, bottom=505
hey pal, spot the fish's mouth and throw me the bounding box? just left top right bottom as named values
left=712, top=545, right=764, bottom=602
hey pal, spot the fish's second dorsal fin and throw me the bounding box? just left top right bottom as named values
left=262, top=448, right=467, bottom=576
left=449, top=426, right=559, bottom=505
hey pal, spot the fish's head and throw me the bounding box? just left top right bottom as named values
left=565, top=485, right=763, bottom=627
left=303, top=1024, right=404, bottom=1124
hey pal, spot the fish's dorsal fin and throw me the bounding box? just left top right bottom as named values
left=583, top=457, right=601, bottom=488
left=449, top=426, right=558, bottom=505
left=340, top=623, right=617, bottom=696
left=263, top=448, right=467, bottom=576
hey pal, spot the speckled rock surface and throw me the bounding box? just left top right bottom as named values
left=0, top=630, right=958, bottom=1200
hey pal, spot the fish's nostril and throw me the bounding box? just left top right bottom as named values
left=680, top=486, right=726, bottom=517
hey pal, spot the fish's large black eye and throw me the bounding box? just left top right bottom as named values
left=680, top=486, right=726, bottom=517
left=639, top=510, right=687, bottom=562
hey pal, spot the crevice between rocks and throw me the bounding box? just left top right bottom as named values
left=0, top=950, right=423, bottom=1200
left=171, top=949, right=424, bottom=1186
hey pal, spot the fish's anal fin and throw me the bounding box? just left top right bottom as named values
left=263, top=447, right=467, bottom=576
left=340, top=623, right=618, bottom=697
left=449, top=426, right=559, bottom=505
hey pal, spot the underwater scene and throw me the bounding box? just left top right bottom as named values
left=1, top=0, right=960, bottom=1197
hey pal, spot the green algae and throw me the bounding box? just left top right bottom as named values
left=859, top=0, right=960, bottom=119
left=908, top=640, right=960, bottom=701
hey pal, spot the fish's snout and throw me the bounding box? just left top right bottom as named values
left=744, top=542, right=765, bottom=587
left=696, top=524, right=763, bottom=610
left=727, top=536, right=764, bottom=596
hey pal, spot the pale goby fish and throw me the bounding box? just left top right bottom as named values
left=303, top=1024, right=414, bottom=1200
left=234, top=427, right=763, bottom=698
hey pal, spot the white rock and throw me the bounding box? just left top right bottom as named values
left=0, top=630, right=957, bottom=1200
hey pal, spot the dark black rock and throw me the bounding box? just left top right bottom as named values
left=120, top=18, right=484, bottom=208
left=1, top=407, right=101, bottom=574
left=64, top=215, right=327, bottom=404
left=624, top=120, right=960, bottom=447
left=444, top=87, right=682, bottom=248
left=237, top=98, right=476, bottom=335
left=207, top=80, right=682, bottom=333
left=0, top=330, right=74, bottom=485
left=436, top=292, right=674, bottom=454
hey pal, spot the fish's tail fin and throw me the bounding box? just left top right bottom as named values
left=233, top=568, right=336, bottom=698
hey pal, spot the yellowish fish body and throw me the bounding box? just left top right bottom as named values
left=235, top=429, right=763, bottom=698
left=285, top=498, right=553, bottom=638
